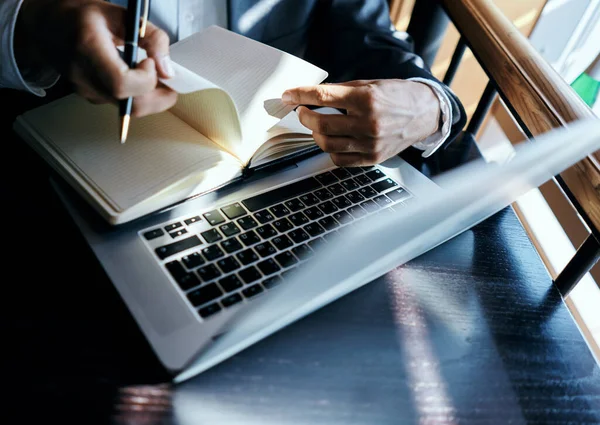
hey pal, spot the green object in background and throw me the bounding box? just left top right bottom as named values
left=571, top=72, right=600, bottom=107
left=571, top=55, right=600, bottom=107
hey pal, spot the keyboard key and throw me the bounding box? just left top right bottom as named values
left=221, top=237, right=243, bottom=253
left=315, top=171, right=338, bottom=186
left=333, top=210, right=353, bottom=225
left=203, top=210, right=226, bottom=226
left=344, top=167, right=363, bottom=175
left=347, top=205, right=367, bottom=219
left=255, top=241, right=277, bottom=258
left=386, top=187, right=412, bottom=202
left=361, top=166, right=375, bottom=171
left=317, top=201, right=337, bottom=215
left=202, top=245, right=225, bottom=261
left=164, top=222, right=183, bottom=232
left=221, top=203, right=247, bottom=220
left=373, top=194, right=393, bottom=208
left=331, top=168, right=352, bottom=180
left=284, top=198, right=305, bottom=212
left=181, top=252, right=205, bottom=269
left=303, top=206, right=325, bottom=221
left=219, top=275, right=243, bottom=292
left=354, top=174, right=372, bottom=186
left=237, top=216, right=258, bottom=230
left=275, top=251, right=298, bottom=268
left=187, top=283, right=223, bottom=307
left=273, top=218, right=293, bottom=233
left=281, top=268, right=298, bottom=280
left=299, top=193, right=320, bottom=206
left=256, top=224, right=277, bottom=239
left=221, top=293, right=243, bottom=307
left=242, top=177, right=321, bottom=212
left=201, top=229, right=222, bottom=244
left=292, top=244, right=313, bottom=260
left=358, top=186, right=378, bottom=198
left=272, top=234, right=293, bottom=250
left=155, top=236, right=202, bottom=260
left=263, top=275, right=283, bottom=288
left=371, top=178, right=398, bottom=193
left=270, top=204, right=290, bottom=218
left=361, top=199, right=380, bottom=213
left=324, top=231, right=339, bottom=242
left=288, top=229, right=310, bottom=244
left=198, top=303, right=221, bottom=318
left=328, top=183, right=346, bottom=196
left=308, top=237, right=326, bottom=250
left=165, top=260, right=201, bottom=290
left=345, top=191, right=365, bottom=204
left=143, top=228, right=164, bottom=240
left=318, top=216, right=340, bottom=231
left=257, top=258, right=281, bottom=275
left=219, top=222, right=241, bottom=237
left=304, top=223, right=325, bottom=237
left=242, top=284, right=264, bottom=299
left=288, top=212, right=309, bottom=227
left=332, top=196, right=352, bottom=209
left=197, top=264, right=221, bottom=282
left=366, top=169, right=384, bottom=181
left=239, top=230, right=260, bottom=246
left=236, top=248, right=259, bottom=265
left=169, top=228, right=188, bottom=238
left=239, top=266, right=262, bottom=284
left=254, top=210, right=274, bottom=224
left=184, top=216, right=201, bottom=226
left=217, top=257, right=241, bottom=274
left=340, top=179, right=359, bottom=191
left=314, top=188, right=333, bottom=201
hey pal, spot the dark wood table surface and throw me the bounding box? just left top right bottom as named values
left=2, top=87, right=600, bottom=425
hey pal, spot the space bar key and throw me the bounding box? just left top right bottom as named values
left=242, top=177, right=322, bottom=212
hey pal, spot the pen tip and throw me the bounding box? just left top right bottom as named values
left=120, top=115, right=130, bottom=144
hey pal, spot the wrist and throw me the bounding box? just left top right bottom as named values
left=415, top=81, right=442, bottom=138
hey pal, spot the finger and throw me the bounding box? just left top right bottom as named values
left=80, top=12, right=158, bottom=99
left=282, top=84, right=363, bottom=111
left=329, top=152, right=381, bottom=167
left=297, top=106, right=359, bottom=136
left=312, top=132, right=373, bottom=154
left=139, top=23, right=174, bottom=78
left=131, top=84, right=178, bottom=117
left=70, top=64, right=114, bottom=105
left=335, top=80, right=374, bottom=87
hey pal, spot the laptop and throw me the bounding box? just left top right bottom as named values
left=50, top=116, right=600, bottom=383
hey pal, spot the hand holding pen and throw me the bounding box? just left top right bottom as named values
left=15, top=1, right=177, bottom=137
left=120, top=0, right=176, bottom=143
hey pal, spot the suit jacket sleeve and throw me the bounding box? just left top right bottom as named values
left=302, top=0, right=466, bottom=144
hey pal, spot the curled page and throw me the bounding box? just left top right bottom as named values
left=175, top=118, right=600, bottom=381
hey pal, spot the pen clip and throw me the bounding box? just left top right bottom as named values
left=139, top=0, right=150, bottom=38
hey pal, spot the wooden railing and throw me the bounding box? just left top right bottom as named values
left=426, top=0, right=600, bottom=293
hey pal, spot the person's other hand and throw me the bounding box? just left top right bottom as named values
left=16, top=0, right=177, bottom=116
left=281, top=79, right=440, bottom=166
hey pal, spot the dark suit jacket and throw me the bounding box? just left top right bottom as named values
left=227, top=0, right=466, bottom=144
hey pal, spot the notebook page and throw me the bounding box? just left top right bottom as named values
left=21, top=94, right=241, bottom=213
left=169, top=26, right=328, bottom=163
left=137, top=49, right=244, bottom=153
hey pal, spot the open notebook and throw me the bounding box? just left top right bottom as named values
left=14, top=26, right=328, bottom=225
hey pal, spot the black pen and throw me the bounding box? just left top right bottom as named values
left=119, top=0, right=143, bottom=144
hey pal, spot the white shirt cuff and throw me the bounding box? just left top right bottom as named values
left=0, top=0, right=59, bottom=96
left=407, top=77, right=453, bottom=158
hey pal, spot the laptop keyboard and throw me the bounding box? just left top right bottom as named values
left=140, top=166, right=413, bottom=320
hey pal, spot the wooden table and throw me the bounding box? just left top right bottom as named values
left=2, top=88, right=600, bottom=424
